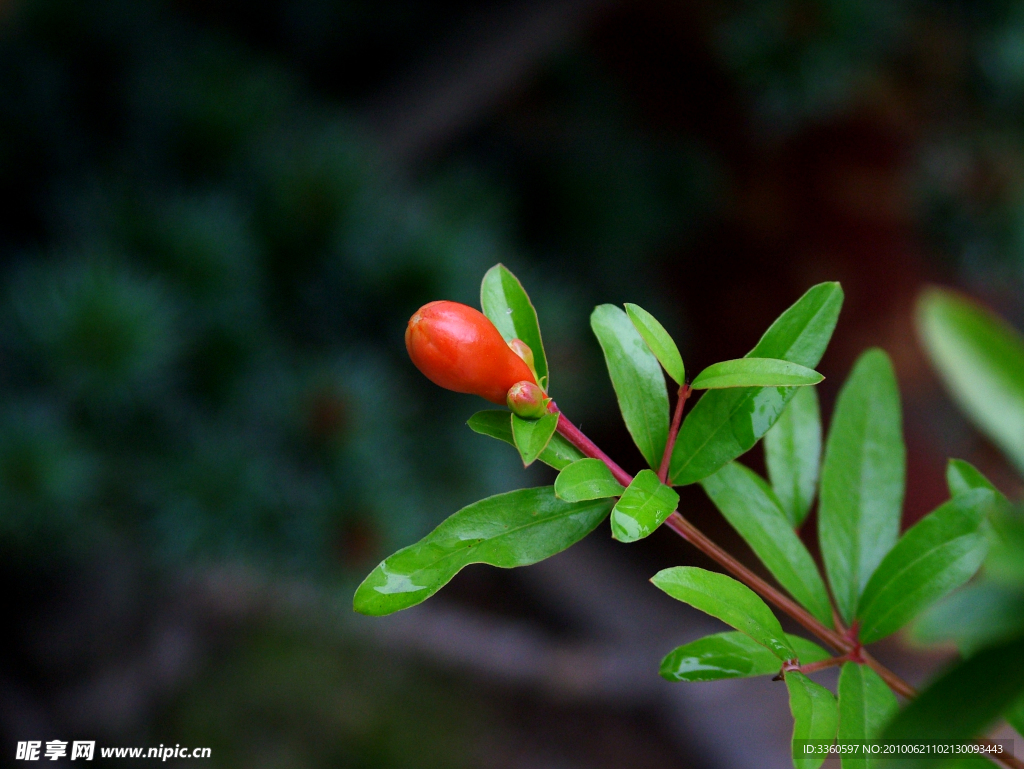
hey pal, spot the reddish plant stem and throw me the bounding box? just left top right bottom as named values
left=553, top=410, right=916, bottom=701
left=657, top=384, right=690, bottom=484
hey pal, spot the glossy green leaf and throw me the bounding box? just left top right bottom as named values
left=651, top=566, right=794, bottom=659
left=837, top=662, right=898, bottom=769
left=480, top=263, right=549, bottom=387
left=917, top=288, right=1024, bottom=476
left=591, top=304, right=669, bottom=470
left=660, top=631, right=829, bottom=682
left=354, top=487, right=613, bottom=616
left=511, top=412, right=559, bottom=467
left=701, top=462, right=833, bottom=626
left=855, top=489, right=994, bottom=645
left=765, top=386, right=822, bottom=527
left=554, top=458, right=624, bottom=502
left=879, top=636, right=1024, bottom=755
left=624, top=303, right=685, bottom=385
left=819, top=349, right=905, bottom=624
left=467, top=410, right=584, bottom=470
left=690, top=358, right=823, bottom=390
left=946, top=458, right=999, bottom=497
left=913, top=582, right=1024, bottom=656
left=787, top=671, right=840, bottom=769
left=670, top=282, right=843, bottom=486
left=610, top=469, right=679, bottom=542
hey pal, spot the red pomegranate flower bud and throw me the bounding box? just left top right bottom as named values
left=506, top=380, right=549, bottom=418
left=405, top=301, right=537, bottom=404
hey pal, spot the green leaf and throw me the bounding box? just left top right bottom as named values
left=591, top=304, right=670, bottom=470
left=610, top=469, right=679, bottom=542
left=660, top=631, right=829, bottom=682
left=837, top=662, right=898, bottom=769
left=912, top=582, right=1024, bottom=656
left=354, top=487, right=613, bottom=616
left=879, top=636, right=1024, bottom=755
left=467, top=410, right=584, bottom=470
left=819, top=349, right=905, bottom=624
left=946, top=458, right=999, bottom=497
left=917, top=288, right=1024, bottom=476
left=669, top=282, right=843, bottom=486
left=651, top=566, right=794, bottom=659
left=787, top=671, right=839, bottom=769
left=765, top=386, right=822, bottom=527
left=624, top=303, right=685, bottom=385
left=690, top=358, right=824, bottom=390
left=511, top=412, right=559, bottom=467
left=1005, top=692, right=1024, bottom=739
left=554, top=458, right=624, bottom=502
left=855, top=489, right=994, bottom=645
left=701, top=462, right=833, bottom=626
left=480, top=264, right=549, bottom=388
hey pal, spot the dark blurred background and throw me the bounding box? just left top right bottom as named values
left=3, top=1, right=1024, bottom=766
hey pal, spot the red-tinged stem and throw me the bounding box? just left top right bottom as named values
left=657, top=384, right=690, bottom=484
left=553, top=409, right=916, bottom=700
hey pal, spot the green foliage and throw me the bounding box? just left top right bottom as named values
left=610, top=469, right=678, bottom=542
left=917, top=288, right=1024, bottom=474
left=481, top=264, right=549, bottom=388
left=701, top=462, right=833, bottom=626
left=511, top=412, right=559, bottom=467
left=554, top=458, right=624, bottom=502
left=669, top=282, right=843, bottom=486
left=819, top=349, right=905, bottom=624
left=651, top=566, right=794, bottom=659
left=624, top=303, right=685, bottom=385
left=946, top=459, right=1000, bottom=497
left=590, top=304, right=669, bottom=470
left=786, top=672, right=839, bottom=769
left=855, top=490, right=993, bottom=645
left=660, top=632, right=829, bottom=683
left=837, top=663, right=898, bottom=769
left=467, top=410, right=584, bottom=470
left=353, top=487, right=613, bottom=616
left=764, top=386, right=822, bottom=527
left=689, top=358, right=823, bottom=390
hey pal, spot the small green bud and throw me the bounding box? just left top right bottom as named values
left=506, top=380, right=549, bottom=419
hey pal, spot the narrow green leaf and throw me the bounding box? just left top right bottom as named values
left=787, top=671, right=839, bottom=769
left=651, top=566, right=794, bottom=659
left=660, top=631, right=829, bottom=682
left=554, top=458, right=624, bottom=502
left=624, top=303, right=685, bottom=385
left=701, top=462, right=833, bottom=626
left=610, top=469, right=679, bottom=542
left=819, top=348, right=905, bottom=624
left=591, top=304, right=670, bottom=470
left=837, top=662, right=898, bottom=769
left=917, top=288, right=1024, bottom=476
left=765, top=386, right=822, bottom=527
left=946, top=458, right=999, bottom=497
left=468, top=410, right=583, bottom=470
left=690, top=358, right=823, bottom=390
left=912, top=582, right=1024, bottom=656
left=511, top=412, right=559, bottom=467
left=354, top=487, right=613, bottom=616
left=855, top=489, right=994, bottom=645
left=879, top=636, right=1024, bottom=758
left=480, top=263, right=549, bottom=387
left=670, top=282, right=843, bottom=486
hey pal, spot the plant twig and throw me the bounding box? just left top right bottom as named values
left=657, top=384, right=690, bottom=484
